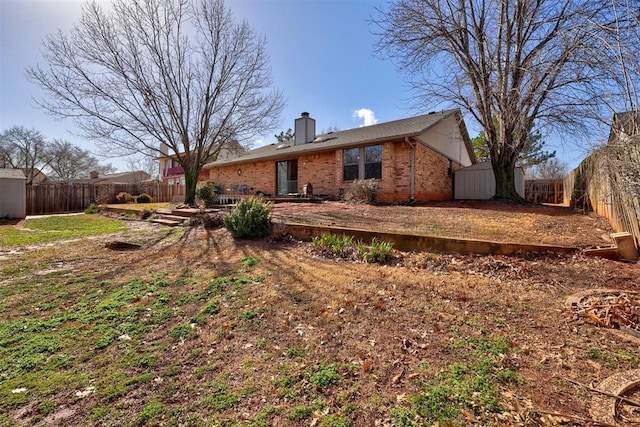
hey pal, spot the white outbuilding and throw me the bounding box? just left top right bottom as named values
left=0, top=168, right=27, bottom=219
left=454, top=161, right=525, bottom=200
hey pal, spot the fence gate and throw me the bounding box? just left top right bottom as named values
left=524, top=180, right=564, bottom=204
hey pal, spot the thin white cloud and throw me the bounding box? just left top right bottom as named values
left=353, top=108, right=378, bottom=127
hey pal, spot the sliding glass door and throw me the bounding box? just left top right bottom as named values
left=276, top=160, right=298, bottom=196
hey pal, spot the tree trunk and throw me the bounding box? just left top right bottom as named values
left=184, top=168, right=199, bottom=205
left=492, top=160, right=522, bottom=201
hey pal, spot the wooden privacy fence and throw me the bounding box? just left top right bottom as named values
left=26, top=183, right=186, bottom=215
left=524, top=179, right=564, bottom=204
left=564, top=147, right=640, bottom=246
left=26, top=184, right=93, bottom=216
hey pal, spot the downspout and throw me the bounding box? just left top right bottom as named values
left=405, top=137, right=415, bottom=203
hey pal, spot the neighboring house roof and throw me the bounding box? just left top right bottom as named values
left=94, top=171, right=151, bottom=184
left=158, top=140, right=247, bottom=161
left=204, top=109, right=475, bottom=168
left=22, top=167, right=47, bottom=183
left=44, top=171, right=151, bottom=185
left=0, top=168, right=27, bottom=180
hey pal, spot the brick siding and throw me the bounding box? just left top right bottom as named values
left=209, top=161, right=275, bottom=195
left=207, top=140, right=460, bottom=203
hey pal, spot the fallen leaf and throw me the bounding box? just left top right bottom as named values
left=391, top=368, right=405, bottom=385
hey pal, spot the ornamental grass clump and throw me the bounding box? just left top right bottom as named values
left=223, top=197, right=273, bottom=239
left=358, top=237, right=395, bottom=263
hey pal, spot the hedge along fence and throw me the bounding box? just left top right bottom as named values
left=564, top=140, right=640, bottom=246
left=94, top=183, right=185, bottom=204
left=26, top=183, right=186, bottom=215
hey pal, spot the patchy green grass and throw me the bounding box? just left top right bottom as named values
left=0, top=239, right=289, bottom=426
left=390, top=334, right=522, bottom=426
left=240, top=256, right=260, bottom=268
left=0, top=214, right=126, bottom=247
left=2, top=206, right=629, bottom=426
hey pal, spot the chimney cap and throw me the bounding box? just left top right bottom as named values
left=301, top=112, right=309, bottom=117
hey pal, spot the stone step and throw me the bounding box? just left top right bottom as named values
left=149, top=217, right=183, bottom=226
left=171, top=208, right=201, bottom=217
left=154, top=207, right=200, bottom=217
left=158, top=214, right=188, bottom=222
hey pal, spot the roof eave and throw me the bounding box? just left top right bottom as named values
left=204, top=132, right=424, bottom=169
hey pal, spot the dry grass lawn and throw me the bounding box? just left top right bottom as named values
left=0, top=202, right=638, bottom=426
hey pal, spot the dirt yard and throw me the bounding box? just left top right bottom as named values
left=271, top=200, right=616, bottom=248
left=1, top=201, right=639, bottom=426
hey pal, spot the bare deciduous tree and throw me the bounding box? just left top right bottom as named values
left=45, top=139, right=115, bottom=180
left=125, top=147, right=160, bottom=181
left=527, top=158, right=569, bottom=180
left=28, top=0, right=284, bottom=204
left=0, top=126, right=49, bottom=185
left=373, top=0, right=631, bottom=200
left=585, top=2, right=640, bottom=238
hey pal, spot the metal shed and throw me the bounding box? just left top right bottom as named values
left=454, top=161, right=524, bottom=200
left=0, top=168, right=27, bottom=219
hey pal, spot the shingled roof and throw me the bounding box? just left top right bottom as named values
left=0, top=168, right=27, bottom=180
left=608, top=111, right=640, bottom=143
left=205, top=109, right=469, bottom=168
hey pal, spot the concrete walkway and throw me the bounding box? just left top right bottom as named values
left=25, top=212, right=85, bottom=220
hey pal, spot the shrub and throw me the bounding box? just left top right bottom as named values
left=342, top=179, right=378, bottom=204
left=199, top=212, right=224, bottom=229
left=224, top=197, right=273, bottom=239
left=136, top=193, right=153, bottom=203
left=84, top=203, right=100, bottom=214
left=196, top=182, right=216, bottom=207
left=115, top=192, right=133, bottom=204
left=138, top=209, right=152, bottom=220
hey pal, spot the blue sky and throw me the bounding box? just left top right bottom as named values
left=0, top=0, right=591, bottom=171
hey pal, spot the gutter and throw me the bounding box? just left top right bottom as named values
left=204, top=133, right=425, bottom=170
left=405, top=137, right=415, bottom=202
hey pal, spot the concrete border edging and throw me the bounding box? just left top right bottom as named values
left=589, top=369, right=640, bottom=425
left=282, top=222, right=576, bottom=256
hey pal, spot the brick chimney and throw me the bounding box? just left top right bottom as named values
left=294, top=112, right=316, bottom=145
left=90, top=171, right=99, bottom=179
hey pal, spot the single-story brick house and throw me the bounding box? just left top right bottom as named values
left=204, top=109, right=475, bottom=203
